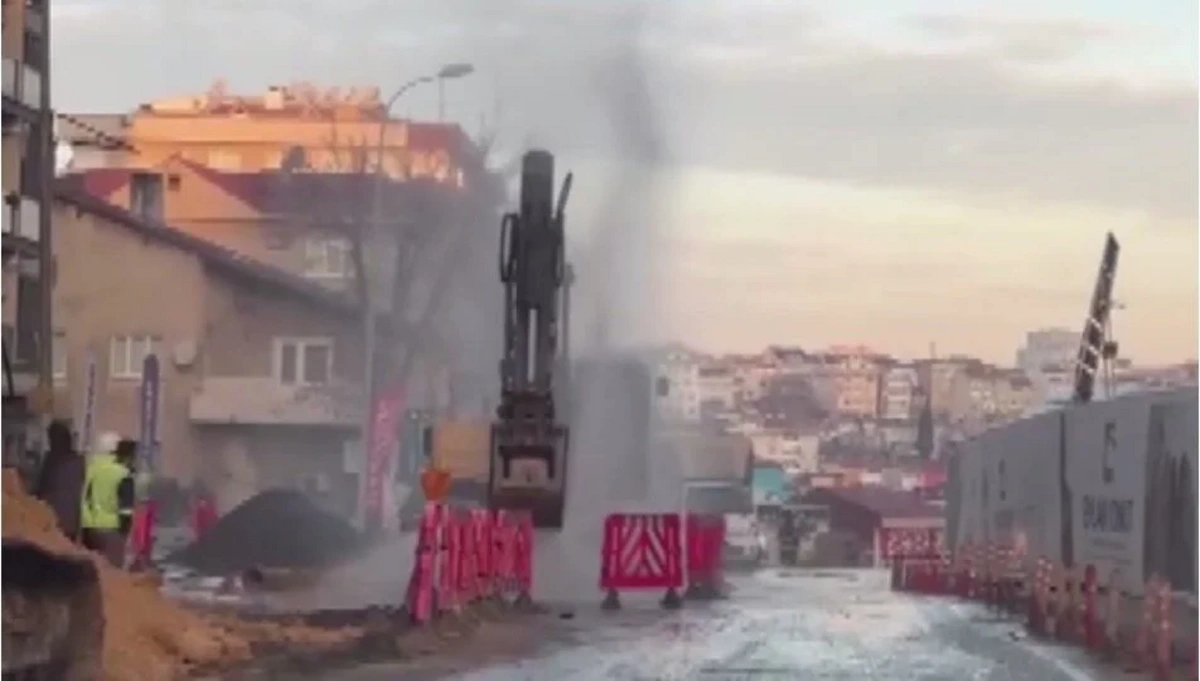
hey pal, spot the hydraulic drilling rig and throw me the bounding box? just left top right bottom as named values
left=488, top=150, right=574, bottom=529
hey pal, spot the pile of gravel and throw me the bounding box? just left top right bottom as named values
left=171, top=489, right=364, bottom=575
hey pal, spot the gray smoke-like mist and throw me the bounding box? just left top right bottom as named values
left=573, top=5, right=669, bottom=354
left=532, top=2, right=684, bottom=606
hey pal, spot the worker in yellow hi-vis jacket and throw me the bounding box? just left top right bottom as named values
left=80, top=438, right=137, bottom=567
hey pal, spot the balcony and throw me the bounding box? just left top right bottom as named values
left=1, top=196, right=40, bottom=244
left=189, top=377, right=364, bottom=427
left=1, top=59, right=42, bottom=112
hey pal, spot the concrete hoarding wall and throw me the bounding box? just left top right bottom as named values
left=946, top=388, right=1199, bottom=596
left=950, top=437, right=985, bottom=552
left=1001, top=411, right=1063, bottom=569
left=1063, top=395, right=1152, bottom=592
left=943, top=453, right=961, bottom=553
left=1142, top=389, right=1198, bottom=594
left=952, top=411, right=1063, bottom=568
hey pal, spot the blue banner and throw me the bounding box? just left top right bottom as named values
left=138, top=354, right=160, bottom=472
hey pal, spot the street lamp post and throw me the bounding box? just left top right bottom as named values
left=358, top=63, right=475, bottom=530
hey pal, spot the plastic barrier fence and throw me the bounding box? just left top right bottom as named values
left=128, top=500, right=157, bottom=570
left=684, top=513, right=725, bottom=599
left=405, top=504, right=534, bottom=624
left=600, top=513, right=684, bottom=610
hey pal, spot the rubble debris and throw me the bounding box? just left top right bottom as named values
left=172, top=489, right=364, bottom=575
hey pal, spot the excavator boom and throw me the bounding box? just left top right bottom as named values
left=489, top=150, right=574, bottom=529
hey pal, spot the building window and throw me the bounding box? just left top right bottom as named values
left=110, top=334, right=160, bottom=379
left=129, top=172, right=164, bottom=222
left=274, top=337, right=332, bottom=386
left=206, top=149, right=242, bottom=171
left=52, top=330, right=66, bottom=382
left=303, top=237, right=354, bottom=279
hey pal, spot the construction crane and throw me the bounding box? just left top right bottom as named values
left=488, top=150, right=574, bottom=529
left=1072, top=232, right=1120, bottom=404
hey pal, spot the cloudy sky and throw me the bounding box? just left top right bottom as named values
left=51, top=0, right=1198, bottom=364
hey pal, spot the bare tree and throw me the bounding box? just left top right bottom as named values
left=273, top=119, right=509, bottom=409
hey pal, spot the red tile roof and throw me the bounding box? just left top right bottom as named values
left=54, top=183, right=360, bottom=317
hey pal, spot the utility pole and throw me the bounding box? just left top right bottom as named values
left=357, top=63, right=475, bottom=531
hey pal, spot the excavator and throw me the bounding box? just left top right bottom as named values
left=488, top=150, right=575, bottom=529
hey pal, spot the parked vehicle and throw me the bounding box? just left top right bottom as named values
left=724, top=513, right=765, bottom=567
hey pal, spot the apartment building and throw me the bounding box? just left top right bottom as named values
left=1016, top=327, right=1078, bottom=374
left=746, top=428, right=820, bottom=474
left=817, top=346, right=884, bottom=419
left=51, top=187, right=389, bottom=515
left=651, top=346, right=702, bottom=423
left=2, top=0, right=53, bottom=459
left=60, top=83, right=466, bottom=182
left=696, top=363, right=738, bottom=418
left=880, top=363, right=919, bottom=421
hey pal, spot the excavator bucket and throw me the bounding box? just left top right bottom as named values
left=489, top=408, right=569, bottom=529
left=2, top=539, right=104, bottom=680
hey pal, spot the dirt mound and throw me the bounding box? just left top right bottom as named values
left=173, top=489, right=363, bottom=575
left=1, top=471, right=360, bottom=681
left=2, top=469, right=251, bottom=680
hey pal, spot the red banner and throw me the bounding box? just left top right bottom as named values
left=364, top=385, right=405, bottom=527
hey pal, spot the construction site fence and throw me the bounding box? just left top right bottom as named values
left=946, top=388, right=1197, bottom=599
left=598, top=511, right=727, bottom=610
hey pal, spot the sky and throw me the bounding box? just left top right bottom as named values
left=50, top=0, right=1198, bottom=364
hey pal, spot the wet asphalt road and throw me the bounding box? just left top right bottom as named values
left=336, top=569, right=1124, bottom=681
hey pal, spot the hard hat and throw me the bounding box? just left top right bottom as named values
left=96, top=432, right=121, bottom=454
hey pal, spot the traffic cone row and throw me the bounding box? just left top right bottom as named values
left=935, top=545, right=1194, bottom=681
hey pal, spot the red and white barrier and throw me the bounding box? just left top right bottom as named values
left=599, top=512, right=684, bottom=610
left=405, top=504, right=534, bottom=624
left=684, top=513, right=725, bottom=599
left=127, top=500, right=157, bottom=570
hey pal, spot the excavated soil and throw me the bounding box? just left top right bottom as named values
left=1, top=470, right=360, bottom=681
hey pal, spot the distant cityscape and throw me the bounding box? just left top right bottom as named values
left=645, top=329, right=1197, bottom=487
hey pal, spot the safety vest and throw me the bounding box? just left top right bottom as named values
left=81, top=453, right=130, bottom=531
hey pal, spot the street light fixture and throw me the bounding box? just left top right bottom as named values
left=357, top=63, right=475, bottom=530
left=437, top=63, right=474, bottom=80
left=435, top=63, right=474, bottom=122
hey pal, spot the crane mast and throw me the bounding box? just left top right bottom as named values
left=1072, top=232, right=1120, bottom=404
left=489, top=150, right=574, bottom=529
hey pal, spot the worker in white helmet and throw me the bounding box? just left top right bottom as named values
left=94, top=432, right=121, bottom=458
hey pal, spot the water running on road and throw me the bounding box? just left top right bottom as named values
left=403, top=569, right=1128, bottom=681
